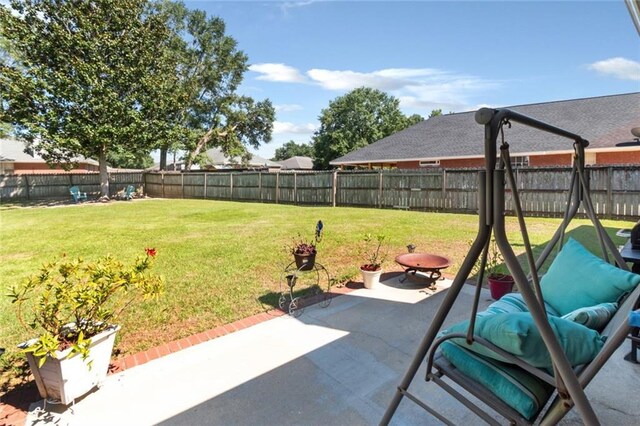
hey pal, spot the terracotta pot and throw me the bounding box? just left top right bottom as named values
left=361, top=267, right=382, bottom=289
left=488, top=274, right=514, bottom=300
left=294, top=252, right=316, bottom=271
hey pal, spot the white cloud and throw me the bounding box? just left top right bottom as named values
left=249, top=63, right=307, bottom=83
left=275, top=104, right=304, bottom=113
left=588, top=57, right=640, bottom=81
left=273, top=121, right=318, bottom=135
left=251, top=62, right=499, bottom=113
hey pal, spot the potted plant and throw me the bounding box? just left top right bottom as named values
left=8, top=248, right=164, bottom=405
left=289, top=221, right=323, bottom=271
left=471, top=238, right=515, bottom=300
left=360, top=233, right=388, bottom=289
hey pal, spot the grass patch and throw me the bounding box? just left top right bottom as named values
left=0, top=199, right=634, bottom=366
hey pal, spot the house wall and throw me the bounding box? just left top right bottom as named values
left=361, top=149, right=640, bottom=170
left=439, top=158, right=484, bottom=168
left=528, top=153, right=572, bottom=166
left=596, top=150, right=640, bottom=165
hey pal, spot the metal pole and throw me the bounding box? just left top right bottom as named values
left=492, top=169, right=600, bottom=426
left=380, top=171, right=491, bottom=425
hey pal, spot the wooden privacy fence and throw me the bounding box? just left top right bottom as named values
left=0, top=172, right=144, bottom=201
left=2, top=167, right=639, bottom=219
left=144, top=165, right=640, bottom=219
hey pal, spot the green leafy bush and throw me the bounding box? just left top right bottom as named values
left=8, top=249, right=164, bottom=366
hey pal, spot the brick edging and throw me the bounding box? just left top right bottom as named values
left=0, top=284, right=358, bottom=426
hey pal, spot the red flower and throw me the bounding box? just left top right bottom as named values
left=145, top=248, right=157, bottom=257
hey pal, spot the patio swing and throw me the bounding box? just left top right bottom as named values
left=381, top=108, right=640, bottom=426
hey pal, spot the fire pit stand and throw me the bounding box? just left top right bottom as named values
left=395, top=253, right=451, bottom=288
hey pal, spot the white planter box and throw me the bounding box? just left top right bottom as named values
left=361, top=268, right=382, bottom=289
left=21, top=325, right=120, bottom=405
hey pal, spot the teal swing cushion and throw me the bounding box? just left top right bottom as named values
left=561, top=302, right=618, bottom=331
left=477, top=293, right=560, bottom=318
left=442, top=312, right=604, bottom=368
left=540, top=238, right=640, bottom=316
left=441, top=341, right=554, bottom=420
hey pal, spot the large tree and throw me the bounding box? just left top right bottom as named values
left=312, top=87, right=421, bottom=169
left=0, top=0, right=178, bottom=196
left=272, top=140, right=314, bottom=161
left=155, top=1, right=275, bottom=171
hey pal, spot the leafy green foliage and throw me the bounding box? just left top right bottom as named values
left=8, top=250, right=164, bottom=366
left=429, top=109, right=443, bottom=118
left=272, top=140, right=314, bottom=161
left=312, top=87, right=420, bottom=169
left=153, top=1, right=275, bottom=170
left=360, top=233, right=388, bottom=270
left=0, top=0, right=180, bottom=195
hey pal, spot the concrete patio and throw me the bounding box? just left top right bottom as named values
left=26, top=274, right=640, bottom=425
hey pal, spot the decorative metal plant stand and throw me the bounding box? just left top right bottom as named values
left=279, top=261, right=331, bottom=317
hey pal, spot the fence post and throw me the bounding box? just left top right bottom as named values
left=294, top=171, right=297, bottom=204
left=442, top=169, right=447, bottom=209
left=606, top=166, right=613, bottom=219
left=259, top=172, right=262, bottom=202
left=24, top=175, right=30, bottom=200
left=332, top=171, right=337, bottom=207
left=275, top=172, right=280, bottom=204
left=204, top=173, right=208, bottom=199
left=378, top=170, right=383, bottom=209
left=181, top=173, right=185, bottom=199
left=161, top=172, right=165, bottom=198
left=229, top=173, right=234, bottom=200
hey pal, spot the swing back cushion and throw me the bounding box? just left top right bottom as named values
left=540, top=238, right=640, bottom=316
left=443, top=312, right=604, bottom=368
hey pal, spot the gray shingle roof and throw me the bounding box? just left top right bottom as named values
left=0, top=138, right=99, bottom=165
left=331, top=93, right=640, bottom=165
left=278, top=156, right=314, bottom=170
left=204, top=147, right=281, bottom=168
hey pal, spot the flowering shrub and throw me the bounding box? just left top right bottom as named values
left=360, top=233, right=388, bottom=271
left=8, top=249, right=164, bottom=366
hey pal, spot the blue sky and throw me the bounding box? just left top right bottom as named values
left=182, top=0, right=640, bottom=160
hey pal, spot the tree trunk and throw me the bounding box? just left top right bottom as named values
left=99, top=147, right=109, bottom=198
left=160, top=146, right=168, bottom=171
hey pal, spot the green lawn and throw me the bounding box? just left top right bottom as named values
left=0, top=199, right=634, bottom=359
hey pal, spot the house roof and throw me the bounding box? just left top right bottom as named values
left=0, top=138, right=99, bottom=165
left=278, top=156, right=314, bottom=170
left=331, top=92, right=640, bottom=165
left=204, top=147, right=281, bottom=169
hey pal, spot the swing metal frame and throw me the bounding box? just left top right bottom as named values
left=380, top=108, right=636, bottom=426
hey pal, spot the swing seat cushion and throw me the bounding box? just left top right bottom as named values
left=443, top=312, right=605, bottom=368
left=540, top=238, right=640, bottom=316
left=440, top=341, right=554, bottom=420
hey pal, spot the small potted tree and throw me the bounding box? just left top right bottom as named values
left=360, top=233, right=388, bottom=289
left=471, top=238, right=515, bottom=300
left=8, top=248, right=164, bottom=405
left=289, top=220, right=323, bottom=271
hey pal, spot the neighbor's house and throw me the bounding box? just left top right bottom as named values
left=330, top=93, right=640, bottom=169
left=155, top=147, right=282, bottom=172
left=201, top=147, right=281, bottom=171
left=277, top=156, right=314, bottom=170
left=0, top=138, right=99, bottom=174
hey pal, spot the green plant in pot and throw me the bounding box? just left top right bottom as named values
left=289, top=220, right=323, bottom=271
left=471, top=238, right=515, bottom=300
left=360, top=233, right=388, bottom=289
left=8, top=248, right=164, bottom=405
